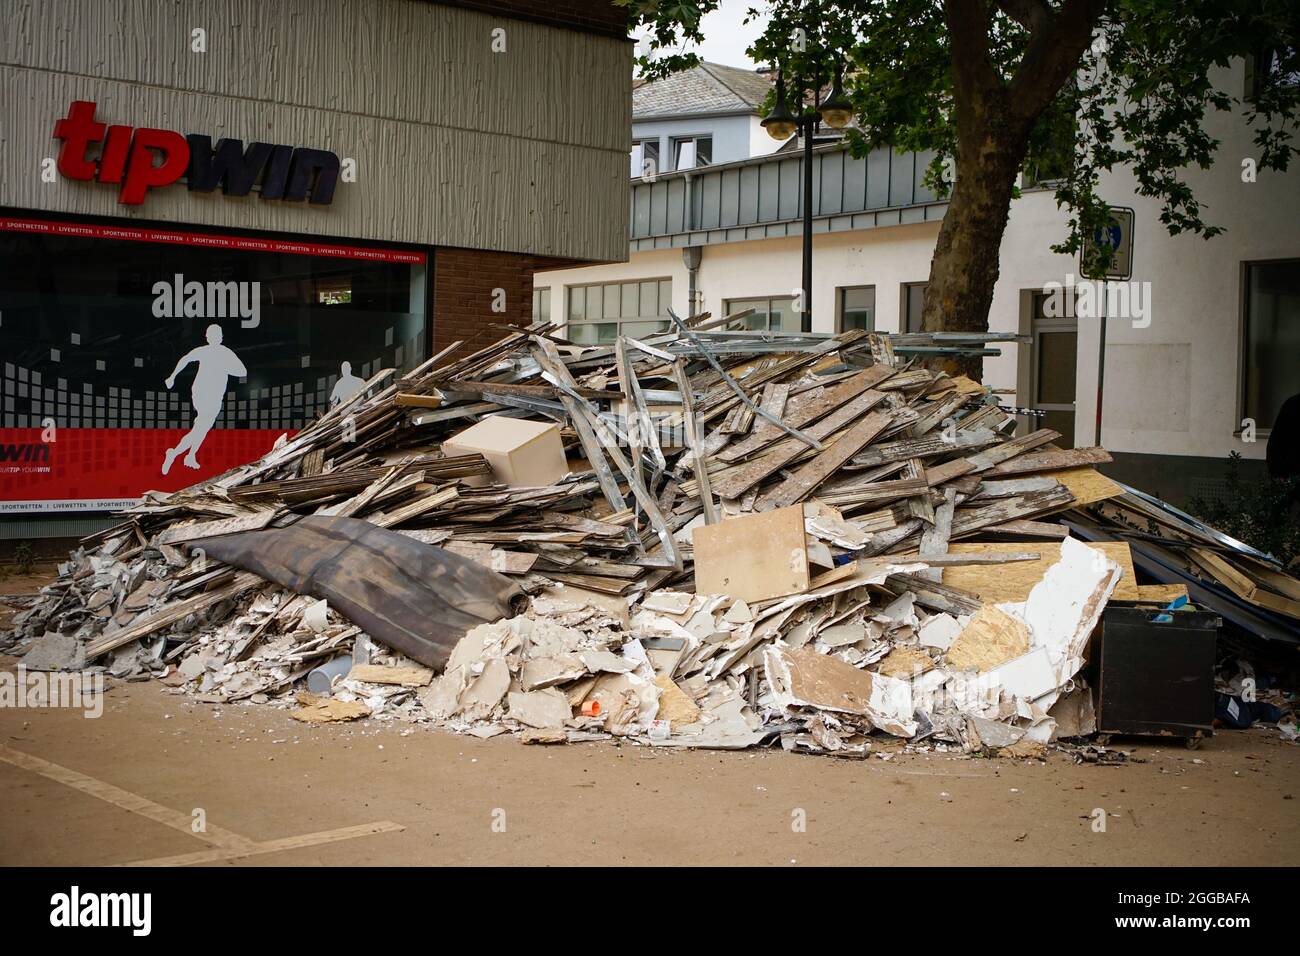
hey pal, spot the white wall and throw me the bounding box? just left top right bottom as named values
left=992, top=60, right=1299, bottom=461
left=748, top=116, right=791, bottom=160
left=534, top=223, right=942, bottom=337
left=691, top=225, right=941, bottom=333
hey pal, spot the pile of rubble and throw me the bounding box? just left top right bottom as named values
left=6, top=313, right=1294, bottom=755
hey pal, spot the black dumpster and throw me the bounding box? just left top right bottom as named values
left=1090, top=601, right=1220, bottom=748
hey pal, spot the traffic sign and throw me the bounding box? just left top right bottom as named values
left=1080, top=206, right=1134, bottom=280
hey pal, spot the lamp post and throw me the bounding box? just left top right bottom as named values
left=761, top=62, right=853, bottom=334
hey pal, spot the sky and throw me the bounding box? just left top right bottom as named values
left=635, top=0, right=771, bottom=71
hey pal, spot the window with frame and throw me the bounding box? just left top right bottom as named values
left=837, top=286, right=875, bottom=332
left=1248, top=46, right=1300, bottom=101
left=566, top=278, right=672, bottom=344
left=1242, top=259, right=1300, bottom=431
left=671, top=135, right=713, bottom=171
left=630, top=138, right=660, bottom=178
left=902, top=282, right=928, bottom=333
left=724, top=296, right=796, bottom=332
left=532, top=288, right=550, bottom=323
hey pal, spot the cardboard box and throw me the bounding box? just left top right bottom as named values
left=443, top=415, right=567, bottom=488
left=691, top=505, right=810, bottom=602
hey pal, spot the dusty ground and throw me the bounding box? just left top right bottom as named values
left=1, top=659, right=1296, bottom=866
left=1, top=570, right=1297, bottom=867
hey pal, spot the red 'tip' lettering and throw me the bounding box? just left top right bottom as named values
left=119, top=128, right=190, bottom=204
left=52, top=100, right=104, bottom=181
left=52, top=101, right=191, bottom=204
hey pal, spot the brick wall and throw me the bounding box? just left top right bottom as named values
left=428, top=0, right=628, bottom=38
left=432, top=247, right=550, bottom=359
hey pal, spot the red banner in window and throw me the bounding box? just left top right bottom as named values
left=0, top=216, right=427, bottom=264
left=0, top=427, right=293, bottom=513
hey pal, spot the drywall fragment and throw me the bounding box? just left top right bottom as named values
left=586, top=671, right=660, bottom=735
left=507, top=688, right=572, bottom=729
left=692, top=505, right=809, bottom=602
left=945, top=605, right=1031, bottom=673
left=654, top=674, right=702, bottom=725
left=1048, top=684, right=1097, bottom=737
left=804, top=501, right=870, bottom=549
left=519, top=655, right=587, bottom=691
left=420, top=666, right=470, bottom=719
left=764, top=645, right=917, bottom=737
left=983, top=646, right=1058, bottom=702
left=817, top=621, right=866, bottom=647
left=966, top=715, right=1025, bottom=749
left=459, top=658, right=511, bottom=720
left=347, top=664, right=433, bottom=687
left=1021, top=536, right=1122, bottom=659
left=292, top=691, right=369, bottom=723
left=877, top=592, right=918, bottom=627
left=579, top=649, right=636, bottom=674
left=301, top=599, right=330, bottom=634
left=651, top=697, right=767, bottom=749
left=641, top=590, right=695, bottom=615
left=724, top=600, right=753, bottom=624
left=520, top=728, right=568, bottom=745
left=917, top=613, right=961, bottom=651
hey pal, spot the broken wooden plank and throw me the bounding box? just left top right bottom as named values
left=757, top=410, right=893, bottom=511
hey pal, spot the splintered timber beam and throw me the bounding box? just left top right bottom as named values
left=531, top=337, right=682, bottom=570
left=671, top=359, right=718, bottom=525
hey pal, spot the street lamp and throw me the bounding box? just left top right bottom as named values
left=762, top=60, right=852, bottom=333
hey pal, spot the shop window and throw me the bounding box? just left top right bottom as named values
left=724, top=296, right=796, bottom=332
left=902, top=281, right=928, bottom=333
left=1241, top=259, right=1300, bottom=430
left=0, top=224, right=426, bottom=438
left=566, top=279, right=671, bottom=344
left=837, top=286, right=875, bottom=332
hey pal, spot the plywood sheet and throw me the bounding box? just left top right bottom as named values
left=1136, top=583, right=1190, bottom=603
left=946, top=605, right=1031, bottom=673
left=692, top=505, right=809, bottom=602
left=1039, top=466, right=1123, bottom=507
left=942, top=540, right=1138, bottom=602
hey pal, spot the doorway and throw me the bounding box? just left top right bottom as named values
left=1029, top=291, right=1077, bottom=448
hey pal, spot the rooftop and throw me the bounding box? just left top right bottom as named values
left=633, top=61, right=773, bottom=120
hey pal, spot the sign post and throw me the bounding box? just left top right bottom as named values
left=1080, top=206, right=1135, bottom=447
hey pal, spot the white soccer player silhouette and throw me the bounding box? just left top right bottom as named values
left=329, top=360, right=365, bottom=407
left=162, top=324, right=247, bottom=474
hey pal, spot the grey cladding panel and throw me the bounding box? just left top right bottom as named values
left=890, top=150, right=916, bottom=207
left=1, top=0, right=630, bottom=260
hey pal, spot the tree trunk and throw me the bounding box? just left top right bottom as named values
left=923, top=0, right=1106, bottom=380
left=922, top=108, right=1029, bottom=379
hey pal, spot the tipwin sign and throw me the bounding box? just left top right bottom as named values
left=52, top=101, right=340, bottom=206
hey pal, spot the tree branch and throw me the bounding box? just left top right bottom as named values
left=946, top=0, right=1001, bottom=142
left=995, top=0, right=1051, bottom=33
left=1009, top=0, right=1108, bottom=123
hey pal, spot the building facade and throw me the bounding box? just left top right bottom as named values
left=0, top=0, right=630, bottom=528
left=537, top=58, right=1300, bottom=506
